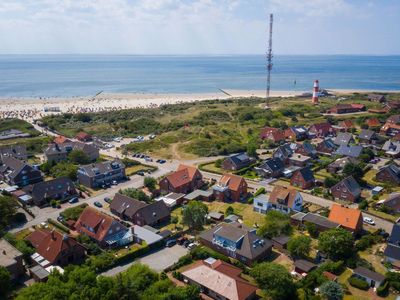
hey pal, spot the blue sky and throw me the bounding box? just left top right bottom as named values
left=0, top=0, right=399, bottom=55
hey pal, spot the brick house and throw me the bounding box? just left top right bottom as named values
left=327, top=104, right=366, bottom=114
left=338, top=120, right=354, bottom=131
left=23, top=177, right=78, bottom=207
left=260, top=127, right=286, bottom=143
left=330, top=176, right=361, bottom=202
left=222, top=153, right=255, bottom=171
left=159, top=164, right=203, bottom=193
left=295, top=142, right=316, bottom=157
left=0, top=156, right=43, bottom=187
left=25, top=229, right=86, bottom=267
left=75, top=132, right=92, bottom=142
left=284, top=126, right=308, bottom=141
left=0, top=239, right=25, bottom=281
left=308, top=123, right=335, bottom=138
left=290, top=167, right=315, bottom=189
left=376, top=164, right=400, bottom=185
left=75, top=207, right=133, bottom=248
left=328, top=204, right=363, bottom=235
left=316, top=138, right=337, bottom=155
left=254, top=157, right=284, bottom=178
left=110, top=193, right=170, bottom=226
left=213, top=174, right=248, bottom=202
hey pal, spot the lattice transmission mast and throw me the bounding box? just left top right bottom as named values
left=266, top=13, right=273, bottom=106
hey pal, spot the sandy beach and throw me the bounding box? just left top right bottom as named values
left=0, top=89, right=302, bottom=121
left=0, top=88, right=398, bottom=121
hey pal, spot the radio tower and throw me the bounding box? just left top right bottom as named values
left=266, top=13, right=273, bottom=107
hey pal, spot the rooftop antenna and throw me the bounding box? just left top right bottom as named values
left=266, top=13, right=273, bottom=108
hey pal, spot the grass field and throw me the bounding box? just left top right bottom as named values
left=204, top=201, right=265, bottom=228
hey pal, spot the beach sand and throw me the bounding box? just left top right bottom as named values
left=0, top=88, right=397, bottom=121
left=0, top=90, right=302, bottom=120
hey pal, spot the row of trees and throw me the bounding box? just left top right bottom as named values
left=16, top=263, right=199, bottom=300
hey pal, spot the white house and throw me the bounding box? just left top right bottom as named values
left=253, top=186, right=303, bottom=214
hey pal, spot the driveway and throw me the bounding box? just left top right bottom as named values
left=102, top=245, right=189, bottom=276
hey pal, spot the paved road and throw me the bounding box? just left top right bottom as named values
left=101, top=245, right=189, bottom=276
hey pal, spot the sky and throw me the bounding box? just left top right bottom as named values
left=0, top=0, right=399, bottom=55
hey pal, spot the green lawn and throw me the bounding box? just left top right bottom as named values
left=204, top=201, right=265, bottom=228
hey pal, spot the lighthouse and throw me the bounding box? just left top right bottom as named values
left=312, top=80, right=319, bottom=105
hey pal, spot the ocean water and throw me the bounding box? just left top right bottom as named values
left=0, top=55, right=399, bottom=97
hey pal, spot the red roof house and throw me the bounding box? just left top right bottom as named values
left=182, top=258, right=257, bottom=300
left=75, top=132, right=92, bottom=142
left=74, top=207, right=131, bottom=247
left=328, top=204, right=363, bottom=234
left=53, top=136, right=71, bottom=145
left=365, top=118, right=381, bottom=128
left=25, top=229, right=86, bottom=267
left=213, top=174, right=248, bottom=202
left=159, top=164, right=203, bottom=194
left=308, top=123, right=335, bottom=138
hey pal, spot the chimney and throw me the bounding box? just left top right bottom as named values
left=51, top=229, right=56, bottom=240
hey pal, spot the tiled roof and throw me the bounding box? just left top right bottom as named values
left=268, top=186, right=299, bottom=207
left=334, top=133, right=353, bottom=145
left=332, top=176, right=361, bottom=197
left=328, top=204, right=362, bottom=231
left=296, top=167, right=315, bottom=182
left=259, top=158, right=284, bottom=172
left=353, top=267, right=385, bottom=282
left=75, top=207, right=126, bottom=243
left=359, top=129, right=376, bottom=140
left=25, top=229, right=84, bottom=264
left=218, top=174, right=246, bottom=192
left=335, top=145, right=363, bottom=158
left=23, top=177, right=77, bottom=202
left=182, top=259, right=257, bottom=300
left=164, top=164, right=200, bottom=189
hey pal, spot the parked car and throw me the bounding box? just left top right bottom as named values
left=94, top=201, right=103, bottom=208
left=183, top=240, right=191, bottom=248
left=145, top=157, right=153, bottom=162
left=149, top=134, right=156, bottom=139
left=57, top=216, right=64, bottom=222
left=166, top=239, right=177, bottom=247
left=137, top=171, right=145, bottom=176
left=187, top=243, right=197, bottom=250
left=104, top=197, right=112, bottom=203
left=68, top=197, right=79, bottom=204
left=112, top=180, right=118, bottom=185
left=363, top=217, right=375, bottom=225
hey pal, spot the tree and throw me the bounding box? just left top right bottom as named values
left=144, top=177, right=157, bottom=191
left=246, top=140, right=258, bottom=158
left=305, top=222, right=319, bottom=238
left=320, top=281, right=343, bottom=300
left=324, top=176, right=340, bottom=188
left=120, top=188, right=150, bottom=203
left=182, top=201, right=208, bottom=230
left=257, top=210, right=291, bottom=239
left=68, top=150, right=91, bottom=164
left=0, top=266, right=11, bottom=299
left=318, top=228, right=354, bottom=261
left=50, top=162, right=78, bottom=181
left=251, top=262, right=296, bottom=300
left=0, top=195, right=18, bottom=233
left=225, top=206, right=234, bottom=216
left=287, top=235, right=311, bottom=258
left=343, top=163, right=364, bottom=182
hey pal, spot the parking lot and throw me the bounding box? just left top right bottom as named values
left=102, top=245, right=189, bottom=276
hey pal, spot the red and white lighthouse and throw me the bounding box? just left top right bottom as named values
left=312, top=80, right=319, bottom=105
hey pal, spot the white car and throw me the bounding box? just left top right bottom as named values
left=363, top=217, right=375, bottom=225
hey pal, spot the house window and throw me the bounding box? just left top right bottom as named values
left=257, top=202, right=263, bottom=207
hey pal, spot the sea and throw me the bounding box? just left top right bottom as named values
left=0, top=55, right=399, bottom=98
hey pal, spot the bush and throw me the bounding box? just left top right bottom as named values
left=47, top=218, right=70, bottom=233
left=358, top=200, right=368, bottom=210
left=347, top=276, right=369, bottom=290
left=61, top=203, right=88, bottom=221
left=254, top=187, right=266, bottom=197
left=376, top=281, right=389, bottom=297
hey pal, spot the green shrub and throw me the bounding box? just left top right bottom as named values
left=376, top=281, right=389, bottom=297
left=347, top=276, right=369, bottom=290
left=47, top=218, right=70, bottom=233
